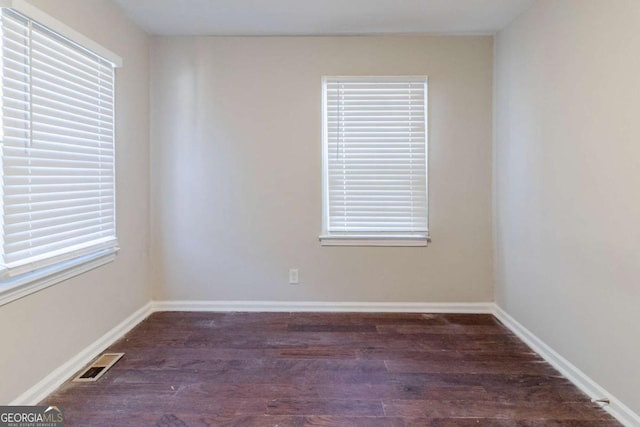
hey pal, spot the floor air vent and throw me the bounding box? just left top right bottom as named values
left=73, top=353, right=124, bottom=383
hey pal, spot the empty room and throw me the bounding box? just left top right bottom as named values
left=0, top=0, right=638, bottom=425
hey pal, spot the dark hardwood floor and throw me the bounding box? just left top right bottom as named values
left=43, top=312, right=620, bottom=426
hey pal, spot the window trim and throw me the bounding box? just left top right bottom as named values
left=0, top=1, right=122, bottom=305
left=318, top=235, right=429, bottom=247
left=0, top=247, right=117, bottom=307
left=320, top=75, right=430, bottom=247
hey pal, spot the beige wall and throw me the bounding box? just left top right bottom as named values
left=494, top=0, right=640, bottom=415
left=0, top=0, right=150, bottom=403
left=150, top=36, right=494, bottom=303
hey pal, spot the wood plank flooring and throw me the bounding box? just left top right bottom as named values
left=42, top=312, right=620, bottom=426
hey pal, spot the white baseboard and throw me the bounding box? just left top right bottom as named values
left=493, top=304, right=640, bottom=427
left=10, top=302, right=154, bottom=406
left=12, top=298, right=638, bottom=427
left=153, top=300, right=494, bottom=313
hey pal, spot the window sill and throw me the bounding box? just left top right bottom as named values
left=0, top=247, right=119, bottom=307
left=319, top=234, right=430, bottom=247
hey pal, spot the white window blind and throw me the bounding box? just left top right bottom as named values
left=321, top=76, right=428, bottom=245
left=0, top=8, right=118, bottom=277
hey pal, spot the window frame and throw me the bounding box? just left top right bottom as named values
left=0, top=0, right=122, bottom=307
left=320, top=75, right=430, bottom=247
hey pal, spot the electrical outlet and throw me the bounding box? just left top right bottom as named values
left=289, top=268, right=299, bottom=284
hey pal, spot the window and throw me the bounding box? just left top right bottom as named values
left=320, top=76, right=429, bottom=246
left=0, top=4, right=121, bottom=304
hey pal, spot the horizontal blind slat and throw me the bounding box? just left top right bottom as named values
left=4, top=204, right=114, bottom=222
left=5, top=230, right=115, bottom=262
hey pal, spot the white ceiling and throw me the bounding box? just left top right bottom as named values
left=113, top=0, right=535, bottom=36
